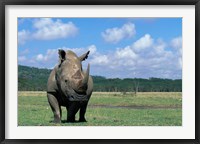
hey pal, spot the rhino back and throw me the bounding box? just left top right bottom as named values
left=47, top=66, right=59, bottom=92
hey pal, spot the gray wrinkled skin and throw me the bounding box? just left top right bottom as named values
left=47, top=50, right=93, bottom=123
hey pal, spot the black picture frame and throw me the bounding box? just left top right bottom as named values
left=0, top=0, right=199, bottom=144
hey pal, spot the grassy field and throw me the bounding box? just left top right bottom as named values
left=18, top=91, right=182, bottom=126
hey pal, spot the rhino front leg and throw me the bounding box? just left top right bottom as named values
left=47, top=92, right=62, bottom=123
left=66, top=101, right=80, bottom=122
left=79, top=102, right=88, bottom=122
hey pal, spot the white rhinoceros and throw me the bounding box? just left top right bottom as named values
left=47, top=49, right=93, bottom=123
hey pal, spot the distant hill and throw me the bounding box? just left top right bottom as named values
left=18, top=65, right=182, bottom=92
left=18, top=65, right=51, bottom=91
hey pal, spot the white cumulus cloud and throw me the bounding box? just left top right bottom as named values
left=88, top=45, right=97, bottom=55
left=32, top=18, right=78, bottom=40
left=90, top=55, right=109, bottom=65
left=25, top=45, right=97, bottom=68
left=90, top=35, right=182, bottom=79
left=18, top=18, right=79, bottom=44
left=19, top=35, right=182, bottom=79
left=18, top=30, right=30, bottom=45
left=102, top=23, right=136, bottom=44
left=171, top=36, right=182, bottom=49
left=116, top=46, right=137, bottom=59
left=171, top=36, right=182, bottom=69
left=36, top=54, right=45, bottom=61
left=36, top=49, right=58, bottom=62
left=133, top=34, right=153, bottom=52
left=33, top=18, right=53, bottom=28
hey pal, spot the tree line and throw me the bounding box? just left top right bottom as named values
left=18, top=65, right=182, bottom=92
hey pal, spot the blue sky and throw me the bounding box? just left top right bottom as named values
left=18, top=18, right=182, bottom=79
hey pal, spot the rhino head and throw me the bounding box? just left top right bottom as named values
left=55, top=49, right=91, bottom=101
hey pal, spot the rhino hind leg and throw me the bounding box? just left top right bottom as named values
left=66, top=102, right=80, bottom=122
left=79, top=102, right=88, bottom=122
left=47, top=92, right=62, bottom=123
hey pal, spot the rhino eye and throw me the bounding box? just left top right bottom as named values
left=65, top=80, right=68, bottom=83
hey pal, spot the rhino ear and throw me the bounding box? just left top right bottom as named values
left=79, top=51, right=90, bottom=61
left=58, top=49, right=66, bottom=63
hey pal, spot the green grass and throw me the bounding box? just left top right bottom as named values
left=18, top=92, right=182, bottom=126
left=89, top=93, right=181, bottom=108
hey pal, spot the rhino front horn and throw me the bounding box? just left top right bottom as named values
left=82, top=63, right=90, bottom=86
left=74, top=64, right=90, bottom=94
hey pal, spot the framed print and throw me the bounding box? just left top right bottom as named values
left=1, top=0, right=200, bottom=144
